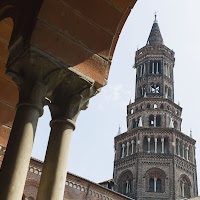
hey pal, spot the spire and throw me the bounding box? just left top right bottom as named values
left=147, top=14, right=163, bottom=45
left=117, top=126, right=121, bottom=135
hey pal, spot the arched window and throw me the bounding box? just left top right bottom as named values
left=146, top=168, right=166, bottom=193
left=156, top=179, right=162, bottom=192
left=174, top=121, right=178, bottom=129
left=156, top=115, right=161, bottom=127
left=132, top=119, right=137, bottom=128
left=149, top=178, right=154, bottom=192
left=180, top=175, right=191, bottom=198
left=149, top=115, right=154, bottom=127
left=147, top=104, right=151, bottom=109
left=118, top=170, right=133, bottom=195
left=160, top=104, right=164, bottom=109
left=143, top=136, right=148, bottom=152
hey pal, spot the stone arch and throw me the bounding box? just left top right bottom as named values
left=118, top=170, right=133, bottom=195
left=145, top=167, right=166, bottom=193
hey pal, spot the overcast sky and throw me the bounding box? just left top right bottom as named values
left=32, top=0, right=200, bottom=192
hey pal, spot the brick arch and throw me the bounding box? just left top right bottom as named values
left=180, top=174, right=191, bottom=186
left=145, top=167, right=166, bottom=192
left=118, top=169, right=133, bottom=195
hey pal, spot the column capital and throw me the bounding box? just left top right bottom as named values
left=161, top=138, right=164, bottom=142
left=154, top=138, right=157, bottom=142
left=122, top=144, right=126, bottom=147
left=148, top=137, right=151, bottom=142
left=131, top=140, right=135, bottom=144
left=49, top=84, right=97, bottom=128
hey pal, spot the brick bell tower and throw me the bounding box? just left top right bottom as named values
left=113, top=15, right=198, bottom=200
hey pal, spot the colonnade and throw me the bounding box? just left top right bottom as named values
left=151, top=62, right=160, bottom=74
left=121, top=140, right=135, bottom=158
left=176, top=139, right=192, bottom=162
left=147, top=137, right=165, bottom=153
left=0, top=64, right=97, bottom=200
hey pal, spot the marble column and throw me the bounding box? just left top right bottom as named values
left=37, top=85, right=96, bottom=200
left=147, top=137, right=151, bottom=153
left=126, top=142, right=130, bottom=156
left=152, top=62, right=155, bottom=74
left=154, top=138, right=157, bottom=153
left=154, top=116, right=156, bottom=127
left=122, top=144, right=125, bottom=158
left=154, top=178, right=157, bottom=192
left=131, top=140, right=134, bottom=154
left=186, top=147, right=189, bottom=161
left=0, top=81, right=47, bottom=200
left=178, top=141, right=180, bottom=156
left=182, top=144, right=185, bottom=158
left=161, top=138, right=165, bottom=153
left=156, top=62, right=159, bottom=74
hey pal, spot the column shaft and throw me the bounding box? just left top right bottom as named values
left=154, top=178, right=157, bottom=192
left=0, top=105, right=40, bottom=200
left=147, top=138, right=151, bottom=153
left=154, top=138, right=157, bottom=153
left=161, top=138, right=164, bottom=153
left=37, top=120, right=74, bottom=200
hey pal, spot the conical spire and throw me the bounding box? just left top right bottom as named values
left=147, top=14, right=163, bottom=45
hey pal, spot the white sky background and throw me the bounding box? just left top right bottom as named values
left=32, top=0, right=200, bottom=192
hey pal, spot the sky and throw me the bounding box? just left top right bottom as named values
left=32, top=0, right=200, bottom=192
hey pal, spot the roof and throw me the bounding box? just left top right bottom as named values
left=147, top=17, right=163, bottom=45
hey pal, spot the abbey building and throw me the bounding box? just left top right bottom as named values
left=112, top=16, right=198, bottom=199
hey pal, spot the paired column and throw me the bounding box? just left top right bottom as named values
left=0, top=81, right=46, bottom=200
left=156, top=63, right=159, bottom=74
left=152, top=62, right=155, bottom=74
left=178, top=141, right=180, bottom=156
left=37, top=86, right=96, bottom=200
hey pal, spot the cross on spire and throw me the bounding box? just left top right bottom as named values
left=154, top=12, right=158, bottom=23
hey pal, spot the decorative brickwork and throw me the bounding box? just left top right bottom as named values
left=113, top=17, right=198, bottom=200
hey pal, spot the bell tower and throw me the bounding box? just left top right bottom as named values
left=113, top=16, right=198, bottom=200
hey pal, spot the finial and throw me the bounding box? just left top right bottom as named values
left=154, top=12, right=158, bottom=23
left=117, top=125, right=121, bottom=135
left=129, top=98, right=131, bottom=105
left=144, top=91, right=147, bottom=98
left=190, top=129, right=193, bottom=138
left=178, top=101, right=180, bottom=106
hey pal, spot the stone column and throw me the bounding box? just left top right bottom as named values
left=154, top=138, right=157, bottom=153
left=182, top=144, right=185, bottom=158
left=154, top=178, right=157, bottom=192
left=140, top=65, right=142, bottom=77
left=37, top=85, right=96, bottom=200
left=186, top=147, right=189, bottom=161
left=147, top=137, right=151, bottom=153
left=154, top=116, right=156, bottom=127
left=156, top=62, right=159, bottom=74
left=126, top=142, right=129, bottom=156
left=122, top=144, right=125, bottom=158
left=161, top=138, right=165, bottom=153
left=131, top=140, right=134, bottom=154
left=182, top=182, right=185, bottom=197
left=143, top=64, right=146, bottom=75
left=0, top=81, right=46, bottom=200
left=152, top=62, right=154, bottom=74
left=177, top=141, right=180, bottom=156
